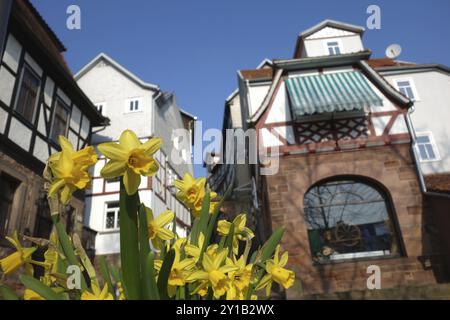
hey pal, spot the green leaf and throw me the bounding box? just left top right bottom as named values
left=73, top=233, right=99, bottom=289
left=138, top=204, right=152, bottom=299
left=197, top=190, right=211, bottom=236
left=51, top=215, right=87, bottom=290
left=0, top=284, right=19, bottom=300
left=260, top=227, right=284, bottom=262
left=119, top=179, right=142, bottom=300
left=224, top=224, right=235, bottom=255
left=20, top=275, right=63, bottom=300
left=157, top=249, right=175, bottom=300
left=98, top=256, right=115, bottom=299
left=190, top=218, right=200, bottom=246
left=144, top=252, right=159, bottom=300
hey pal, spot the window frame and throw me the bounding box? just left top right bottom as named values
left=14, top=63, right=42, bottom=124
left=94, top=101, right=106, bottom=115
left=104, top=201, right=120, bottom=231
left=303, top=177, right=402, bottom=264
left=50, top=96, right=71, bottom=143
left=394, top=78, right=420, bottom=101
left=415, top=131, right=440, bottom=162
left=324, top=39, right=343, bottom=56
left=0, top=172, right=20, bottom=237
left=124, top=97, right=143, bottom=114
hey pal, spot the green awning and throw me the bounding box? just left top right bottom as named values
left=285, top=71, right=383, bottom=117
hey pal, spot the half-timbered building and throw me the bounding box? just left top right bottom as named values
left=0, top=0, right=107, bottom=260
left=211, top=20, right=450, bottom=298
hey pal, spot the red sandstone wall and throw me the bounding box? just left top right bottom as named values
left=264, top=144, right=448, bottom=298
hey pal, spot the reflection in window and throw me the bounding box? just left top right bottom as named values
left=15, top=65, right=41, bottom=123
left=105, top=202, right=120, bottom=230
left=50, top=98, right=70, bottom=141
left=304, top=179, right=400, bottom=263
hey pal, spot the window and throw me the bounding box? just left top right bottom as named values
left=416, top=132, right=440, bottom=162
left=15, top=64, right=41, bottom=123
left=95, top=102, right=106, bottom=115
left=304, top=178, right=401, bottom=263
left=0, top=173, right=19, bottom=236
left=104, top=202, right=120, bottom=230
left=50, top=98, right=70, bottom=141
left=327, top=41, right=341, bottom=55
left=395, top=79, right=418, bottom=101
left=125, top=98, right=142, bottom=113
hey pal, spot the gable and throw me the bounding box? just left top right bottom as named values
left=305, top=26, right=357, bottom=40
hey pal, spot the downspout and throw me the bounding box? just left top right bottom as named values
left=404, top=105, right=427, bottom=193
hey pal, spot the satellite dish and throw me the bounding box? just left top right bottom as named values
left=385, top=44, right=402, bottom=59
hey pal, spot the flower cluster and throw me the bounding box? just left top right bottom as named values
left=0, top=129, right=295, bottom=300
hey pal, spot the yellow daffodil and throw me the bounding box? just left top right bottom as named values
left=217, top=214, right=254, bottom=254
left=98, top=130, right=162, bottom=195
left=0, top=231, right=36, bottom=276
left=184, top=233, right=218, bottom=263
left=186, top=249, right=238, bottom=299
left=81, top=283, right=114, bottom=300
left=226, top=256, right=253, bottom=293
left=117, top=282, right=126, bottom=300
left=256, top=245, right=295, bottom=296
left=24, top=289, right=45, bottom=300
left=167, top=247, right=196, bottom=297
left=146, top=207, right=175, bottom=249
left=48, top=136, right=97, bottom=205
left=174, top=173, right=218, bottom=217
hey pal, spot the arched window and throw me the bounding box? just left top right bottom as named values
left=304, top=178, right=401, bottom=263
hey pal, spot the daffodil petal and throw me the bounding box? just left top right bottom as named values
left=101, top=160, right=126, bottom=179
left=119, top=130, right=141, bottom=151
left=141, top=137, right=162, bottom=156
left=123, top=169, right=141, bottom=195
left=97, top=142, right=128, bottom=161
left=154, top=210, right=175, bottom=227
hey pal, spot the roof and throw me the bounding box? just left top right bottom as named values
left=10, top=0, right=107, bottom=126
left=294, top=20, right=365, bottom=58
left=246, top=55, right=411, bottom=124
left=20, top=0, right=66, bottom=52
left=425, top=173, right=450, bottom=194
left=299, top=19, right=365, bottom=39
left=374, top=63, right=450, bottom=74
left=368, top=58, right=416, bottom=68
left=180, top=108, right=198, bottom=121
left=75, top=53, right=160, bottom=91
left=240, top=68, right=274, bottom=81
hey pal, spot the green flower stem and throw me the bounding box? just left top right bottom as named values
left=51, top=214, right=87, bottom=291
left=119, top=179, right=142, bottom=300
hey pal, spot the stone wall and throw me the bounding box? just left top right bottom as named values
left=263, top=144, right=449, bottom=298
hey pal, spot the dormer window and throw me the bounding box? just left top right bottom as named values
left=326, top=41, right=341, bottom=55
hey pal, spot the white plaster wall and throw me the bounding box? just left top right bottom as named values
left=0, top=66, right=15, bottom=106
left=3, top=34, right=22, bottom=72
left=384, top=70, right=450, bottom=175
left=76, top=60, right=154, bottom=143
left=304, top=35, right=364, bottom=58
left=265, top=82, right=291, bottom=124
left=248, top=84, right=270, bottom=118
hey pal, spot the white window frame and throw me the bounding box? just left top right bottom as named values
left=415, top=131, right=440, bottom=163
left=104, top=202, right=120, bottom=231
left=94, top=102, right=106, bottom=115
left=124, top=97, right=143, bottom=114
left=394, top=78, right=420, bottom=101
left=323, top=38, right=343, bottom=56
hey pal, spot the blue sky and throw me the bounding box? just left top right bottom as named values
left=31, top=0, right=450, bottom=175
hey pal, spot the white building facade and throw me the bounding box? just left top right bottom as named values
left=75, top=53, right=194, bottom=256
